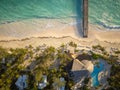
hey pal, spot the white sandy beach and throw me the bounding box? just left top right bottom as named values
left=0, top=19, right=120, bottom=49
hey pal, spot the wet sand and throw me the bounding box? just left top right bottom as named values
left=0, top=19, right=120, bottom=49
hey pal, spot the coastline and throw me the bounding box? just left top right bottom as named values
left=0, top=18, right=80, bottom=40
left=0, top=19, right=120, bottom=49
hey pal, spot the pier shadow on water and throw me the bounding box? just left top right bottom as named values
left=73, top=0, right=84, bottom=37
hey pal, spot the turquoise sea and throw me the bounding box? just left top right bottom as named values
left=0, top=0, right=120, bottom=28
left=89, top=0, right=120, bottom=28
left=0, top=0, right=82, bottom=24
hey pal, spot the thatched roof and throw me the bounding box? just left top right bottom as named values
left=81, top=60, right=94, bottom=73
left=72, top=70, right=89, bottom=83
left=71, top=59, right=93, bottom=72
left=70, top=59, right=93, bottom=83
left=71, top=59, right=85, bottom=72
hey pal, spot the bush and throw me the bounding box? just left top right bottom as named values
left=84, top=78, right=90, bottom=85
left=92, top=53, right=100, bottom=59
left=107, top=64, right=120, bottom=89
left=69, top=41, right=77, bottom=48
left=92, top=45, right=105, bottom=51
left=114, top=50, right=120, bottom=54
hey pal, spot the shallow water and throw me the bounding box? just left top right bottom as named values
left=89, top=0, right=120, bottom=27
left=0, top=0, right=82, bottom=24
left=0, top=0, right=120, bottom=29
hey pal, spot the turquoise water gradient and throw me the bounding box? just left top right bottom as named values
left=89, top=0, right=120, bottom=26
left=0, top=0, right=82, bottom=23
left=0, top=0, right=120, bottom=27
left=91, top=62, right=104, bottom=87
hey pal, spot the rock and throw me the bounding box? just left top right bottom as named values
left=98, top=71, right=104, bottom=82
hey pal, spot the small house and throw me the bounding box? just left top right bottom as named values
left=15, top=75, right=28, bottom=90
left=38, top=75, right=47, bottom=89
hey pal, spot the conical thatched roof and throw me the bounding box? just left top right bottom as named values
left=71, top=59, right=93, bottom=73
left=81, top=60, right=94, bottom=73
left=71, top=59, right=85, bottom=72
left=70, top=59, right=93, bottom=83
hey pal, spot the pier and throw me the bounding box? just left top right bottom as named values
left=83, top=0, right=88, bottom=37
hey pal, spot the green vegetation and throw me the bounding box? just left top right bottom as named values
left=0, top=44, right=74, bottom=90
left=92, top=45, right=105, bottom=52
left=0, top=43, right=119, bottom=90
left=114, top=50, right=120, bottom=54
left=107, top=64, right=120, bottom=89
left=92, top=45, right=109, bottom=57
left=69, top=41, right=77, bottom=48
left=0, top=46, right=9, bottom=60
left=92, top=53, right=101, bottom=59
left=84, top=78, right=90, bottom=85
left=79, top=85, right=90, bottom=90
left=69, top=41, right=78, bottom=53
left=92, top=45, right=120, bottom=90
left=0, top=47, right=29, bottom=89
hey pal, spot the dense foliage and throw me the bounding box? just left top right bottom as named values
left=0, top=43, right=120, bottom=90
left=0, top=45, right=74, bottom=90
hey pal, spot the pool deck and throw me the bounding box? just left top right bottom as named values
left=91, top=60, right=104, bottom=87
left=91, top=59, right=111, bottom=88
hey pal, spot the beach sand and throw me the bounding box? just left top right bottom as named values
left=0, top=19, right=120, bottom=49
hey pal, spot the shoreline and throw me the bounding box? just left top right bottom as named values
left=89, top=22, right=120, bottom=30
left=1, top=18, right=120, bottom=30
left=0, top=18, right=80, bottom=40
left=0, top=19, right=120, bottom=49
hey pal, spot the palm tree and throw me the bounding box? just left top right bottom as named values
left=53, top=77, right=66, bottom=90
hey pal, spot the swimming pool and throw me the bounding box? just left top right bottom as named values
left=91, top=61, right=104, bottom=87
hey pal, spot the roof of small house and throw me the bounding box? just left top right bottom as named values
left=71, top=59, right=85, bottom=72
left=70, top=59, right=93, bottom=83
left=71, top=59, right=93, bottom=72
left=60, top=77, right=65, bottom=90
left=15, top=75, right=28, bottom=89
left=72, top=70, right=89, bottom=83
left=38, top=75, right=47, bottom=89
left=81, top=60, right=94, bottom=73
